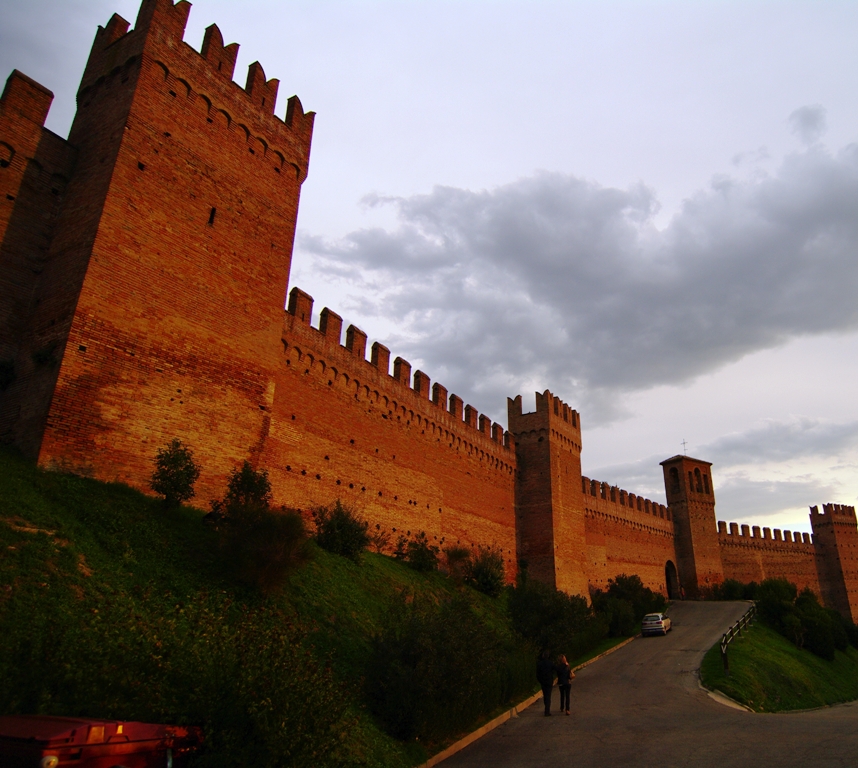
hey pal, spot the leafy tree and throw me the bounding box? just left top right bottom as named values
left=150, top=438, right=201, bottom=506
left=509, top=576, right=604, bottom=658
left=465, top=545, right=506, bottom=597
left=312, top=500, right=370, bottom=562
left=443, top=545, right=471, bottom=584
left=214, top=461, right=309, bottom=594
left=393, top=530, right=439, bottom=572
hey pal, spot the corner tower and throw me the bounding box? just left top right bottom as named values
left=1, top=0, right=314, bottom=497
left=509, top=390, right=589, bottom=597
left=811, top=504, right=858, bottom=623
left=661, top=455, right=723, bottom=597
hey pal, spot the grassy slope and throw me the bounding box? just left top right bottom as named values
left=700, top=620, right=858, bottom=712
left=0, top=448, right=534, bottom=765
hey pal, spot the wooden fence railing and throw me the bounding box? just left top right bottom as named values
left=719, top=603, right=756, bottom=674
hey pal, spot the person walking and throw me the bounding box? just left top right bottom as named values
left=536, top=650, right=556, bottom=716
left=556, top=654, right=574, bottom=715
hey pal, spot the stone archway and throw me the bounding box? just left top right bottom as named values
left=665, top=560, right=680, bottom=599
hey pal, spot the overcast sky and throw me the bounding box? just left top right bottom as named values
left=3, top=0, right=858, bottom=534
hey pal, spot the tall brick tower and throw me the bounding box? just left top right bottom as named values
left=509, top=390, right=589, bottom=597
left=0, top=0, right=313, bottom=496
left=661, top=455, right=723, bottom=597
left=811, top=504, right=858, bottom=623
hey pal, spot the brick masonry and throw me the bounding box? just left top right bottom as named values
left=2, top=0, right=858, bottom=620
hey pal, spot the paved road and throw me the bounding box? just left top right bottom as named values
left=443, top=601, right=858, bottom=768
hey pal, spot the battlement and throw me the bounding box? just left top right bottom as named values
left=0, top=71, right=55, bottom=128
left=284, top=287, right=514, bottom=457
left=581, top=477, right=672, bottom=525
left=75, top=0, right=313, bottom=179
left=811, top=503, right=858, bottom=523
left=507, top=390, right=581, bottom=449
left=717, top=520, right=813, bottom=546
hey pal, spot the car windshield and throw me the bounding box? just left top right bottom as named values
left=643, top=615, right=662, bottom=622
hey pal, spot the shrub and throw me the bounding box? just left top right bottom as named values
left=369, top=524, right=392, bottom=553
left=218, top=460, right=272, bottom=514
left=443, top=545, right=471, bottom=584
left=756, top=577, right=798, bottom=631
left=312, top=500, right=370, bottom=562
left=214, top=461, right=309, bottom=593
left=393, top=530, right=439, bottom=572
left=602, top=574, right=666, bottom=621
left=509, top=576, right=605, bottom=659
left=365, top=594, right=532, bottom=744
left=150, top=438, right=201, bottom=506
left=714, top=578, right=746, bottom=601
left=464, top=545, right=505, bottom=598
left=592, top=595, right=636, bottom=637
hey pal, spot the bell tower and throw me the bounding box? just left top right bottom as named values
left=661, top=455, right=723, bottom=597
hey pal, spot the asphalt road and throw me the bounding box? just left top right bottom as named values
left=442, top=601, right=858, bottom=768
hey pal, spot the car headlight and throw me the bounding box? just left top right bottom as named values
left=40, top=757, right=59, bottom=768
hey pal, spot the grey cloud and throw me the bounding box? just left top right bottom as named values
left=715, top=473, right=843, bottom=524
left=702, top=418, right=858, bottom=467
left=789, top=105, right=827, bottom=146
left=300, top=141, right=858, bottom=424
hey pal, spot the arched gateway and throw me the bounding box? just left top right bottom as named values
left=665, top=560, right=680, bottom=599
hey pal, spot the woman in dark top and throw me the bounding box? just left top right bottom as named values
left=556, top=654, right=574, bottom=715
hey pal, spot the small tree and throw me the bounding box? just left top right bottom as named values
left=443, top=545, right=472, bottom=584
left=312, top=501, right=370, bottom=562
left=465, top=545, right=505, bottom=597
left=150, top=438, right=201, bottom=506
left=215, top=461, right=309, bottom=593
left=394, top=531, right=439, bottom=572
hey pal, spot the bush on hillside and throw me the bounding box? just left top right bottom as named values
left=509, top=576, right=606, bottom=658
left=393, top=530, right=439, bottom=572
left=214, top=461, right=310, bottom=593
left=150, top=438, right=201, bottom=506
left=1, top=593, right=353, bottom=768
left=755, top=578, right=858, bottom=661
left=464, top=545, right=506, bottom=597
left=591, top=574, right=666, bottom=636
left=713, top=578, right=746, bottom=601
left=312, top=500, right=370, bottom=562
left=365, top=594, right=532, bottom=744
left=443, top=545, right=472, bottom=584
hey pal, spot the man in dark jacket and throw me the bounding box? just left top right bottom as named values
left=536, top=650, right=556, bottom=716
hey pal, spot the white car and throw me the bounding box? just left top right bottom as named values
left=641, top=612, right=671, bottom=636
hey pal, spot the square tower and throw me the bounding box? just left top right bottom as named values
left=0, top=0, right=314, bottom=498
left=661, top=455, right=723, bottom=597
left=509, top=390, right=589, bottom=597
left=811, top=504, right=858, bottom=622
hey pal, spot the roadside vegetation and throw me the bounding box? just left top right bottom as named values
left=0, top=444, right=663, bottom=766
left=702, top=576, right=858, bottom=711
left=700, top=621, right=858, bottom=711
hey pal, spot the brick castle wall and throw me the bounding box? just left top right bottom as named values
left=3, top=0, right=858, bottom=614
left=717, top=522, right=820, bottom=593
left=582, top=478, right=676, bottom=595
left=262, top=288, right=519, bottom=578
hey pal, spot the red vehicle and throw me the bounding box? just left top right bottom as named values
left=0, top=715, right=202, bottom=768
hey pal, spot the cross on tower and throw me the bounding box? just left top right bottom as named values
left=681, top=439, right=688, bottom=455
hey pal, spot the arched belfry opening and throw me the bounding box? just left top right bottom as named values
left=665, top=560, right=680, bottom=599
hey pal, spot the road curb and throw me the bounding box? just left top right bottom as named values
left=422, top=635, right=638, bottom=767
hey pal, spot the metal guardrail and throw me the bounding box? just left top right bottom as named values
left=719, top=603, right=756, bottom=674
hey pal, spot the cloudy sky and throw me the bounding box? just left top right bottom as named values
left=3, top=0, right=858, bottom=533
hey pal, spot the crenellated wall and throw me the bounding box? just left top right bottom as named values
left=717, top=521, right=820, bottom=593
left=263, top=287, right=519, bottom=577
left=19, top=0, right=315, bottom=498
left=3, top=0, right=858, bottom=617
left=581, top=476, right=676, bottom=595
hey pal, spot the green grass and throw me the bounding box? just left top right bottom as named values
left=0, top=448, right=541, bottom=766
left=700, top=620, right=858, bottom=712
